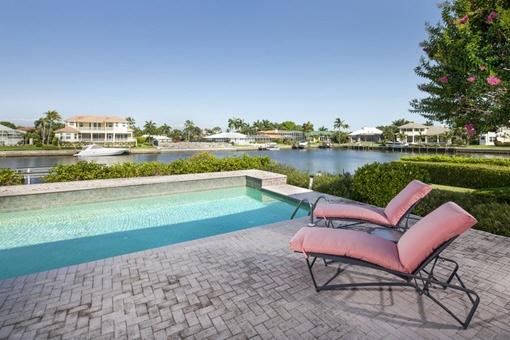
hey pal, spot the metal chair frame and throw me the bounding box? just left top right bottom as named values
left=301, top=236, right=480, bottom=329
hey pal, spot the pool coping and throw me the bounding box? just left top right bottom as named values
left=0, top=170, right=320, bottom=212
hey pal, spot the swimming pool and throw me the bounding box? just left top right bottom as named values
left=0, top=186, right=308, bottom=280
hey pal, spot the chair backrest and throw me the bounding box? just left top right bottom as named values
left=384, top=180, right=432, bottom=226
left=397, top=202, right=477, bottom=273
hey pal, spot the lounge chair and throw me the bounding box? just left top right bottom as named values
left=312, top=180, right=432, bottom=232
left=290, top=202, right=479, bottom=329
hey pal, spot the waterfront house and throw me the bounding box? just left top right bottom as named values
left=54, top=115, right=135, bottom=144
left=308, top=131, right=334, bottom=143
left=0, top=123, right=25, bottom=146
left=256, top=130, right=304, bottom=143
left=349, top=127, right=382, bottom=143
left=397, top=123, right=449, bottom=144
left=204, top=132, right=252, bottom=144
left=479, top=126, right=510, bottom=145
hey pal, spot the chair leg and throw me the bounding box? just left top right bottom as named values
left=302, top=256, right=480, bottom=329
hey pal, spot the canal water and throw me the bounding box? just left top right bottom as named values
left=1, top=149, right=411, bottom=175
left=2, top=148, right=506, bottom=176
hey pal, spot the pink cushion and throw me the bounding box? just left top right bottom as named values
left=383, top=180, right=432, bottom=226
left=290, top=227, right=406, bottom=272
left=397, top=202, right=477, bottom=273
left=313, top=203, right=390, bottom=226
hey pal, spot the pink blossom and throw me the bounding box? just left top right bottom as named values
left=480, top=65, right=486, bottom=71
left=459, top=15, right=469, bottom=23
left=487, top=76, right=501, bottom=86
left=467, top=76, right=476, bottom=82
left=439, top=76, right=448, bottom=84
left=465, top=124, right=476, bottom=136
left=488, top=12, right=498, bottom=21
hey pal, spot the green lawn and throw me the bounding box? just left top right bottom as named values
left=430, top=184, right=476, bottom=193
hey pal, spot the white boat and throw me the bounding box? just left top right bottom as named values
left=298, top=140, right=308, bottom=149
left=386, top=141, right=409, bottom=148
left=74, top=144, right=130, bottom=157
left=259, top=142, right=280, bottom=151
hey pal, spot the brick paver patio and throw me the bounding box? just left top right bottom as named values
left=1, top=213, right=509, bottom=339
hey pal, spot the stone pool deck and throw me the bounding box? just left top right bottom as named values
left=1, top=178, right=510, bottom=339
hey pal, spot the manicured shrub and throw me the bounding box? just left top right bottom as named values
left=0, top=168, right=24, bottom=186
left=472, top=187, right=510, bottom=203
left=469, top=202, right=510, bottom=237
left=407, top=162, right=510, bottom=189
left=414, top=189, right=510, bottom=237
left=397, top=155, right=510, bottom=189
left=44, top=161, right=109, bottom=182
left=400, top=155, right=510, bottom=166
left=352, top=162, right=430, bottom=207
left=312, top=172, right=354, bottom=199
left=44, top=153, right=273, bottom=182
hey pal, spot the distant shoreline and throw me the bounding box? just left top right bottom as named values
left=1, top=143, right=509, bottom=158
left=0, top=144, right=269, bottom=158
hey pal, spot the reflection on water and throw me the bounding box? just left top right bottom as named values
left=3, top=148, right=509, bottom=176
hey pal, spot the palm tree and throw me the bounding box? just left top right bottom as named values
left=183, top=120, right=195, bottom=141
left=441, top=130, right=454, bottom=145
left=34, top=117, right=48, bottom=144
left=392, top=119, right=410, bottom=128
left=46, top=110, right=62, bottom=144
left=228, top=117, right=241, bottom=132
left=252, top=120, right=264, bottom=132
left=159, top=124, right=171, bottom=137
left=397, top=131, right=408, bottom=143
left=143, top=120, right=158, bottom=142
left=333, top=118, right=349, bottom=144
left=125, top=117, right=137, bottom=129
left=262, top=120, right=275, bottom=130
left=301, top=121, right=314, bottom=140
left=34, top=110, right=62, bottom=144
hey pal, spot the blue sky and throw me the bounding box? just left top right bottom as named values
left=1, top=1, right=442, bottom=131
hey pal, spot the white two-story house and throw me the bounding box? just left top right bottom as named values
left=398, top=123, right=449, bottom=144
left=479, top=126, right=510, bottom=145
left=55, top=115, right=135, bottom=144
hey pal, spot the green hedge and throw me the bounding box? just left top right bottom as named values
left=396, top=160, right=510, bottom=189
left=352, top=162, right=430, bottom=207
left=415, top=189, right=510, bottom=237
left=400, top=155, right=510, bottom=166
left=0, top=168, right=24, bottom=186
left=44, top=152, right=273, bottom=182
left=313, top=172, right=354, bottom=199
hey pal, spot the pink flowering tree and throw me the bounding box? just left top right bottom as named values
left=410, top=0, right=510, bottom=134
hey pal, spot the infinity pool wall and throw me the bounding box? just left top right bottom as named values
left=0, top=170, right=288, bottom=212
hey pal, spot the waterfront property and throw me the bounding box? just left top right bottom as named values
left=398, top=122, right=449, bottom=144
left=348, top=127, right=383, bottom=143
left=0, top=123, right=25, bottom=146
left=257, top=129, right=305, bottom=143
left=0, top=172, right=509, bottom=338
left=204, top=132, right=252, bottom=144
left=479, top=125, right=510, bottom=146
left=54, top=115, right=136, bottom=144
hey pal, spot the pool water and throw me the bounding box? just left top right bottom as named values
left=0, top=187, right=308, bottom=280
